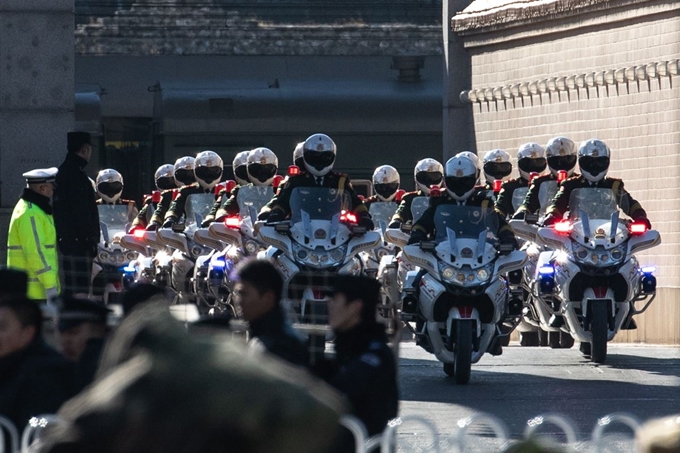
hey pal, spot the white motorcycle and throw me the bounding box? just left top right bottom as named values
left=258, top=187, right=380, bottom=359
left=531, top=187, right=660, bottom=363
left=396, top=204, right=527, bottom=384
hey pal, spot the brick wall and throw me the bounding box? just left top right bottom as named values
left=457, top=4, right=680, bottom=343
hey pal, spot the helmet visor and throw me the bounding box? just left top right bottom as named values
left=445, top=176, right=477, bottom=196
left=415, top=171, right=443, bottom=187
left=195, top=166, right=222, bottom=184
left=303, top=150, right=335, bottom=171
left=234, top=165, right=249, bottom=182
left=156, top=176, right=176, bottom=191
left=175, top=169, right=196, bottom=185
left=579, top=156, right=609, bottom=176
left=248, top=163, right=277, bottom=183
left=518, top=157, right=547, bottom=174
left=548, top=155, right=577, bottom=172
left=483, top=162, right=512, bottom=179
left=98, top=182, right=123, bottom=198
left=374, top=182, right=399, bottom=199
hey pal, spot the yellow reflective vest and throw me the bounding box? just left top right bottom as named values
left=7, top=196, right=60, bottom=300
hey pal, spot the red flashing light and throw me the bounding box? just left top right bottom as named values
left=395, top=189, right=406, bottom=202
left=429, top=185, right=441, bottom=197
left=629, top=222, right=648, bottom=235
left=272, top=175, right=284, bottom=189
left=214, top=182, right=226, bottom=195
left=529, top=172, right=539, bottom=184
left=224, top=180, right=236, bottom=194
left=288, top=165, right=301, bottom=176
left=492, top=179, right=503, bottom=193
left=225, top=217, right=241, bottom=229
left=340, top=210, right=358, bottom=224
left=358, top=194, right=365, bottom=201
left=554, top=220, right=572, bottom=234
left=133, top=229, right=146, bottom=238
left=151, top=190, right=161, bottom=203
left=557, top=170, right=568, bottom=183
left=172, top=189, right=179, bottom=200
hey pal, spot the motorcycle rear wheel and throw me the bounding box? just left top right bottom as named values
left=590, top=302, right=608, bottom=363
left=453, top=320, right=472, bottom=385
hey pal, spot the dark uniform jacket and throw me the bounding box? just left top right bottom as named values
left=514, top=173, right=578, bottom=218
left=164, top=183, right=215, bottom=224
left=314, top=322, right=398, bottom=437
left=361, top=195, right=399, bottom=209
left=0, top=337, right=73, bottom=430
left=545, top=176, right=648, bottom=224
left=390, top=190, right=425, bottom=225
left=147, top=189, right=176, bottom=228
left=74, top=337, right=106, bottom=393
left=132, top=194, right=154, bottom=230
left=202, top=186, right=234, bottom=226
left=261, top=172, right=367, bottom=219
left=249, top=306, right=309, bottom=367
left=53, top=153, right=100, bottom=254
left=494, top=176, right=529, bottom=219
left=411, top=188, right=516, bottom=245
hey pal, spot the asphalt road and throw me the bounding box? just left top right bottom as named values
left=395, top=341, right=680, bottom=452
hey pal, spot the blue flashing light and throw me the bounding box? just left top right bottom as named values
left=641, top=266, right=656, bottom=274
left=538, top=265, right=555, bottom=276
left=121, top=265, right=136, bottom=273
left=212, top=257, right=227, bottom=270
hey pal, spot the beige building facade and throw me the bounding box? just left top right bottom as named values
left=453, top=0, right=680, bottom=344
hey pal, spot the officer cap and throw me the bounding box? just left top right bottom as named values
left=57, top=296, right=111, bottom=331
left=23, top=167, right=58, bottom=185
left=67, top=131, right=92, bottom=154
left=0, top=267, right=28, bottom=298
left=329, top=274, right=381, bottom=308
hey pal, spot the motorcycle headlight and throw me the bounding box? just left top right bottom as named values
left=296, top=249, right=309, bottom=260
left=610, top=248, right=624, bottom=261
left=191, top=246, right=204, bottom=258
left=125, top=251, right=137, bottom=262
left=330, top=248, right=345, bottom=263
left=244, top=240, right=259, bottom=255
left=98, top=251, right=109, bottom=262
left=575, top=247, right=588, bottom=260
left=476, top=268, right=490, bottom=281
left=116, top=253, right=125, bottom=264
left=441, top=266, right=455, bottom=281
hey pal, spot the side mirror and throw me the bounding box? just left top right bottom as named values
left=351, top=226, right=367, bottom=236
left=525, top=213, right=539, bottom=225
left=172, top=222, right=186, bottom=233
left=420, top=241, right=436, bottom=251
left=274, top=222, right=291, bottom=233
left=498, top=243, right=514, bottom=254
left=401, top=223, right=413, bottom=233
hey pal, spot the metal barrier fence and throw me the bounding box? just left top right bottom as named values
left=3, top=411, right=678, bottom=453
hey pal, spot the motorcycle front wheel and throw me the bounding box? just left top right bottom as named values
left=452, top=320, right=473, bottom=384
left=590, top=302, right=608, bottom=363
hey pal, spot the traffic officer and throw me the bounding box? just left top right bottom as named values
left=7, top=168, right=60, bottom=303
left=481, top=149, right=513, bottom=193
left=162, top=151, right=223, bottom=228
left=202, top=150, right=249, bottom=226
left=147, top=156, right=196, bottom=230
left=514, top=136, right=579, bottom=220
left=95, top=169, right=138, bottom=218
left=362, top=165, right=401, bottom=208
left=259, top=133, right=373, bottom=229
left=131, top=164, right=177, bottom=231
left=494, top=142, right=547, bottom=219
left=388, top=158, right=443, bottom=228
left=53, top=131, right=100, bottom=296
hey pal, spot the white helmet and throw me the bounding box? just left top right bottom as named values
left=194, top=150, right=224, bottom=190
left=232, top=150, right=250, bottom=186
left=174, top=156, right=196, bottom=186
left=154, top=164, right=176, bottom=191
left=545, top=136, right=578, bottom=177
left=578, top=139, right=611, bottom=183
left=516, top=142, right=547, bottom=180
left=96, top=168, right=124, bottom=204
left=372, top=165, right=400, bottom=202
left=247, top=147, right=279, bottom=186
left=444, top=156, right=478, bottom=201
left=482, top=149, right=512, bottom=185
left=293, top=142, right=305, bottom=168
left=414, top=158, right=443, bottom=195
left=455, top=151, right=481, bottom=183
left=302, top=133, right=336, bottom=177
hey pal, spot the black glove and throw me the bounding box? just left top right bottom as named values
left=498, top=236, right=519, bottom=255
left=162, top=219, right=175, bottom=229
left=358, top=215, right=374, bottom=231
left=388, top=220, right=401, bottom=229
left=407, top=230, right=426, bottom=245
left=542, top=216, right=557, bottom=227
left=265, top=210, right=284, bottom=224
left=146, top=222, right=159, bottom=231
left=512, top=211, right=525, bottom=221
left=200, top=218, right=213, bottom=228
left=636, top=217, right=652, bottom=229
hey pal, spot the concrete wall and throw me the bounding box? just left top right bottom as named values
left=456, top=2, right=679, bottom=343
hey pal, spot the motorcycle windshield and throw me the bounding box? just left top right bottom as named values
left=568, top=188, right=621, bottom=222
left=433, top=205, right=499, bottom=243
left=512, top=187, right=529, bottom=212
left=289, top=187, right=351, bottom=223
left=411, top=196, right=429, bottom=224
left=369, top=202, right=397, bottom=229
left=186, top=193, right=216, bottom=231
left=538, top=180, right=558, bottom=215
left=237, top=185, right=274, bottom=219
left=98, top=205, right=131, bottom=242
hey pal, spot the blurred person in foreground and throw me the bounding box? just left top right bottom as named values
left=0, top=268, right=72, bottom=430
left=233, top=259, right=309, bottom=367
left=637, top=414, right=680, bottom=453
left=37, top=302, right=344, bottom=453
left=316, top=274, right=398, bottom=440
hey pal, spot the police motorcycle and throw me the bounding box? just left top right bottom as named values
left=205, top=185, right=275, bottom=315
left=94, top=204, right=138, bottom=304
left=257, top=187, right=381, bottom=358
left=156, top=194, right=215, bottom=306
left=395, top=204, right=527, bottom=384
left=529, top=187, right=660, bottom=363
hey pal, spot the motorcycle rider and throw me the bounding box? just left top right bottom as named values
left=163, top=151, right=223, bottom=228
left=131, top=164, right=177, bottom=231
left=482, top=149, right=513, bottom=194
left=514, top=136, right=579, bottom=220
left=202, top=150, right=250, bottom=226
left=388, top=158, right=444, bottom=228
left=362, top=165, right=401, bottom=208
left=95, top=169, right=138, bottom=217
left=147, top=156, right=196, bottom=230
left=259, top=133, right=373, bottom=230
left=495, top=143, right=547, bottom=219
